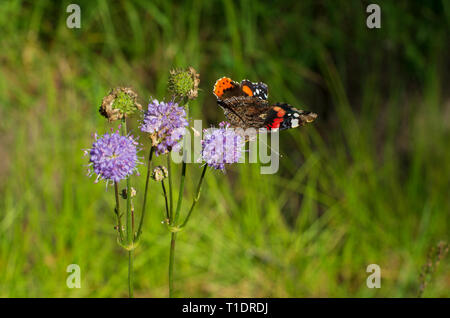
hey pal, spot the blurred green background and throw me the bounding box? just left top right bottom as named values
left=0, top=0, right=448, bottom=297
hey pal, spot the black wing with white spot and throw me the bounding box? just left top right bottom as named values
left=240, top=79, right=269, bottom=100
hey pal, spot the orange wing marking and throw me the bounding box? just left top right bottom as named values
left=242, top=85, right=253, bottom=96
left=213, top=77, right=235, bottom=98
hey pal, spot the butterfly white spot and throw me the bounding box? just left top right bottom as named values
left=293, top=113, right=299, bottom=117
left=291, top=119, right=299, bottom=128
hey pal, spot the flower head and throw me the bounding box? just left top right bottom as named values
left=168, top=67, right=200, bottom=100
left=201, top=122, right=244, bottom=171
left=140, top=99, right=188, bottom=156
left=86, top=130, right=140, bottom=183
left=152, top=166, right=169, bottom=182
left=100, top=87, right=142, bottom=122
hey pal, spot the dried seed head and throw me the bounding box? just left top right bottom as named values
left=168, top=67, right=200, bottom=100
left=152, top=165, right=169, bottom=182
left=99, top=87, right=142, bottom=121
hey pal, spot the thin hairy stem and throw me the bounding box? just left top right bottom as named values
left=168, top=232, right=177, bottom=298
left=173, top=161, right=186, bottom=225
left=181, top=164, right=208, bottom=228
left=121, top=118, right=134, bottom=298
left=161, top=180, right=170, bottom=221
left=173, top=101, right=189, bottom=225
left=128, top=250, right=133, bottom=298
left=166, top=155, right=174, bottom=222
left=114, top=182, right=124, bottom=242
left=135, top=147, right=154, bottom=241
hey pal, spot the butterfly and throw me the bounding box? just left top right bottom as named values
left=213, top=77, right=317, bottom=132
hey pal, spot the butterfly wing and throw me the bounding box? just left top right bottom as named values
left=213, top=77, right=242, bottom=99
left=213, top=77, right=269, bottom=100
left=264, top=103, right=318, bottom=130
left=218, top=96, right=271, bottom=130
left=240, top=79, right=269, bottom=100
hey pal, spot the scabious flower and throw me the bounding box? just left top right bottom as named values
left=168, top=67, right=200, bottom=100
left=85, top=130, right=140, bottom=184
left=201, top=122, right=244, bottom=171
left=140, top=99, right=188, bottom=156
left=99, top=87, right=142, bottom=122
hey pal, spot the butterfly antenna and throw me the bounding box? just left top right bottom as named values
left=258, top=134, right=284, bottom=159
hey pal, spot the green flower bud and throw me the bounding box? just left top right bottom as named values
left=168, top=67, right=200, bottom=100
left=100, top=87, right=142, bottom=121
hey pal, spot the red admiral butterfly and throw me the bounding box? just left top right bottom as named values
left=213, top=77, right=317, bottom=132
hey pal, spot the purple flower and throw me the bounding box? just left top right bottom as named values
left=140, top=99, right=188, bottom=156
left=85, top=131, right=140, bottom=183
left=201, top=122, right=244, bottom=171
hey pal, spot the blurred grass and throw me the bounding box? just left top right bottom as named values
left=0, top=0, right=448, bottom=297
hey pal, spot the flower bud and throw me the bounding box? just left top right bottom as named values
left=168, top=67, right=200, bottom=100
left=100, top=87, right=142, bottom=122
left=152, top=166, right=169, bottom=182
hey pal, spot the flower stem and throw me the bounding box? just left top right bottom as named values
left=128, top=250, right=134, bottom=298
left=181, top=164, right=208, bottom=228
left=114, top=182, right=124, bottom=242
left=161, top=180, right=170, bottom=221
left=121, top=118, right=134, bottom=298
left=126, top=177, right=133, bottom=242
left=135, top=147, right=154, bottom=241
left=174, top=101, right=189, bottom=225
left=167, top=155, right=174, bottom=221
left=173, top=161, right=186, bottom=225
left=168, top=232, right=177, bottom=298
left=167, top=165, right=207, bottom=298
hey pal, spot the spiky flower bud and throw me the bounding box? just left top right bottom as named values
left=168, top=67, right=200, bottom=100
left=100, top=87, right=142, bottom=122
left=152, top=166, right=169, bottom=182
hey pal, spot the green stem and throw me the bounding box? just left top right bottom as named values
left=114, top=182, right=124, bottom=243
left=167, top=154, right=174, bottom=222
left=128, top=250, right=134, bottom=298
left=161, top=180, right=170, bottom=221
left=173, top=100, right=189, bottom=225
left=173, top=101, right=189, bottom=225
left=168, top=101, right=189, bottom=298
left=121, top=119, right=134, bottom=298
left=181, top=164, right=208, bottom=228
left=126, top=176, right=132, bottom=243
left=135, top=147, right=154, bottom=241
left=173, top=161, right=186, bottom=225
left=168, top=232, right=177, bottom=298
left=123, top=123, right=133, bottom=245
